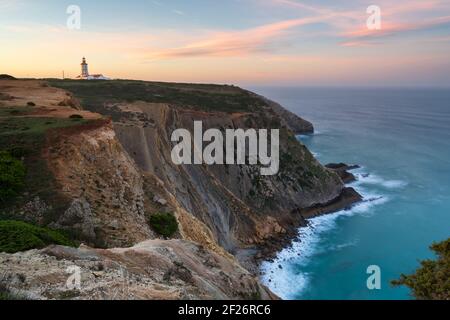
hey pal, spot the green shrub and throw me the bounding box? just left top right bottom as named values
left=392, top=237, right=450, bottom=300
left=0, top=220, right=75, bottom=253
left=0, top=151, right=26, bottom=203
left=69, top=114, right=83, bottom=119
left=149, top=213, right=178, bottom=238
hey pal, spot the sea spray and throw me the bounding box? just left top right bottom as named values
left=260, top=165, right=404, bottom=299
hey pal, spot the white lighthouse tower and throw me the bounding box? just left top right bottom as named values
left=81, top=57, right=89, bottom=78
left=76, top=57, right=110, bottom=80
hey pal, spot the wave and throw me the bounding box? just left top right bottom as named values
left=260, top=168, right=403, bottom=299
left=297, top=130, right=325, bottom=140
left=351, top=169, right=408, bottom=189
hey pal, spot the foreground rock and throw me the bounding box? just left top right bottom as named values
left=0, top=240, right=277, bottom=300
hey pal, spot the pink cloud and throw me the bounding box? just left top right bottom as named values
left=144, top=16, right=333, bottom=60
left=341, top=15, right=450, bottom=46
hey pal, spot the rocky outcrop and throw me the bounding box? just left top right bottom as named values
left=257, top=94, right=314, bottom=134
left=325, top=163, right=360, bottom=184
left=0, top=239, right=277, bottom=300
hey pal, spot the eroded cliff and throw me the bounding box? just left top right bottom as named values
left=47, top=80, right=357, bottom=264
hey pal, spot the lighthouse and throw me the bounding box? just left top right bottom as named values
left=81, top=57, right=89, bottom=78
left=76, top=57, right=110, bottom=80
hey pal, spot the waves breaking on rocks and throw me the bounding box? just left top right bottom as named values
left=260, top=162, right=408, bottom=299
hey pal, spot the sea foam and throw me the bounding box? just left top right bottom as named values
left=260, top=168, right=398, bottom=299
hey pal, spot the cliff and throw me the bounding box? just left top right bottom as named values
left=0, top=79, right=360, bottom=299
left=47, top=81, right=353, bottom=259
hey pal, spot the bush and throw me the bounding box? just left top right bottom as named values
left=0, top=151, right=26, bottom=203
left=149, top=212, right=178, bottom=238
left=26, top=102, right=36, bottom=106
left=69, top=114, right=83, bottom=119
left=0, top=220, right=75, bottom=253
left=392, top=237, right=450, bottom=300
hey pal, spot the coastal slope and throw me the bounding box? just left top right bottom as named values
left=0, top=78, right=360, bottom=299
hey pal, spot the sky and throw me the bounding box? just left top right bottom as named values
left=1, top=0, right=450, bottom=86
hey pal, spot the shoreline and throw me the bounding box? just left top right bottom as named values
left=237, top=175, right=363, bottom=275
left=257, top=186, right=362, bottom=264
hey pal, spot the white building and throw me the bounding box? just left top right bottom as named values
left=76, top=57, right=110, bottom=80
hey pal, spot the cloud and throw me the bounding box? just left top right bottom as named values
left=261, top=0, right=450, bottom=46
left=341, top=15, right=450, bottom=46
left=138, top=0, right=450, bottom=60
left=143, top=15, right=335, bottom=60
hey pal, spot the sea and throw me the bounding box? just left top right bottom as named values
left=249, top=86, right=450, bottom=300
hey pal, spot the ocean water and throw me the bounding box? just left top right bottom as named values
left=250, top=87, right=450, bottom=300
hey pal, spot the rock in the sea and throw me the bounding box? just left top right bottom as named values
left=326, top=163, right=360, bottom=184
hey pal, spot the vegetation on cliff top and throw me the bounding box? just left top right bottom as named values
left=0, top=74, right=16, bottom=80
left=47, top=79, right=266, bottom=115
left=0, top=220, right=75, bottom=253
left=392, top=237, right=450, bottom=300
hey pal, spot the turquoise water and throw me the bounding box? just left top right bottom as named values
left=251, top=87, right=450, bottom=300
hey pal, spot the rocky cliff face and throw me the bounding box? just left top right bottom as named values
left=111, top=102, right=343, bottom=252
left=45, top=81, right=353, bottom=263
left=44, top=119, right=153, bottom=247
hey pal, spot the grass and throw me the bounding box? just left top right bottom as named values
left=0, top=116, right=88, bottom=136
left=149, top=212, right=178, bottom=238
left=47, top=79, right=267, bottom=115
left=0, top=116, right=92, bottom=221
left=0, top=220, right=75, bottom=253
left=0, top=106, right=32, bottom=117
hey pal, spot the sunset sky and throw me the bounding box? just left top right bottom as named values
left=1, top=0, right=450, bottom=86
